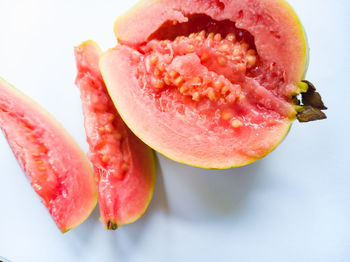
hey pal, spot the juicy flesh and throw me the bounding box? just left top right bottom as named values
left=79, top=75, right=131, bottom=181
left=76, top=61, right=133, bottom=226
left=0, top=110, right=58, bottom=205
left=0, top=83, right=97, bottom=232
left=136, top=15, right=294, bottom=136
left=76, top=42, right=156, bottom=228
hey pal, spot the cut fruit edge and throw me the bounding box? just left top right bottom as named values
left=99, top=47, right=292, bottom=169
left=0, top=77, right=98, bottom=233
left=103, top=0, right=327, bottom=168
left=74, top=40, right=156, bottom=229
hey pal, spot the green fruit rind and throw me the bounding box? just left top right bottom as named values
left=0, top=77, right=98, bottom=233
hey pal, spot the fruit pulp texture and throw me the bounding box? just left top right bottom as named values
left=135, top=15, right=294, bottom=139
left=77, top=58, right=132, bottom=224
left=0, top=109, right=58, bottom=204
left=79, top=75, right=130, bottom=181
left=0, top=79, right=97, bottom=232
left=75, top=42, right=155, bottom=227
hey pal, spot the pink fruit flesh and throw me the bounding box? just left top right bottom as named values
left=101, top=6, right=303, bottom=167
left=115, top=0, right=307, bottom=82
left=74, top=41, right=155, bottom=229
left=0, top=78, right=97, bottom=232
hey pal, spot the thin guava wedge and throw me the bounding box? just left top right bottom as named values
left=74, top=40, right=156, bottom=230
left=100, top=0, right=327, bottom=169
left=0, top=78, right=97, bottom=233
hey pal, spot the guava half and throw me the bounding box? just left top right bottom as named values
left=74, top=41, right=156, bottom=230
left=100, top=0, right=327, bottom=169
left=0, top=78, right=97, bottom=232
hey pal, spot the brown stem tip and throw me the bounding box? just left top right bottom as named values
left=106, top=220, right=118, bottom=230
left=295, top=80, right=328, bottom=123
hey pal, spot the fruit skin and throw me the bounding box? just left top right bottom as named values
left=74, top=40, right=156, bottom=229
left=0, top=77, right=97, bottom=233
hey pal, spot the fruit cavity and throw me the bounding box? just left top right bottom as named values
left=143, top=29, right=259, bottom=118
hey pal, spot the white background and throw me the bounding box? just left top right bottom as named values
left=0, top=0, right=349, bottom=261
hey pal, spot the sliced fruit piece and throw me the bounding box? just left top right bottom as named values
left=0, top=78, right=97, bottom=233
left=74, top=40, right=156, bottom=229
left=100, top=0, right=327, bottom=169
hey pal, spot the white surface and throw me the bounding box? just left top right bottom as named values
left=0, top=0, right=349, bottom=261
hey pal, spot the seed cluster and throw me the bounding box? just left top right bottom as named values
left=144, top=30, right=257, bottom=128
left=23, top=122, right=49, bottom=174
left=94, top=112, right=129, bottom=178
left=96, top=114, right=121, bottom=164
left=147, top=30, right=257, bottom=106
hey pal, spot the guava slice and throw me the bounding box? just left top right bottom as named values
left=0, top=78, right=97, bottom=233
left=100, top=0, right=327, bottom=168
left=74, top=41, right=156, bottom=230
